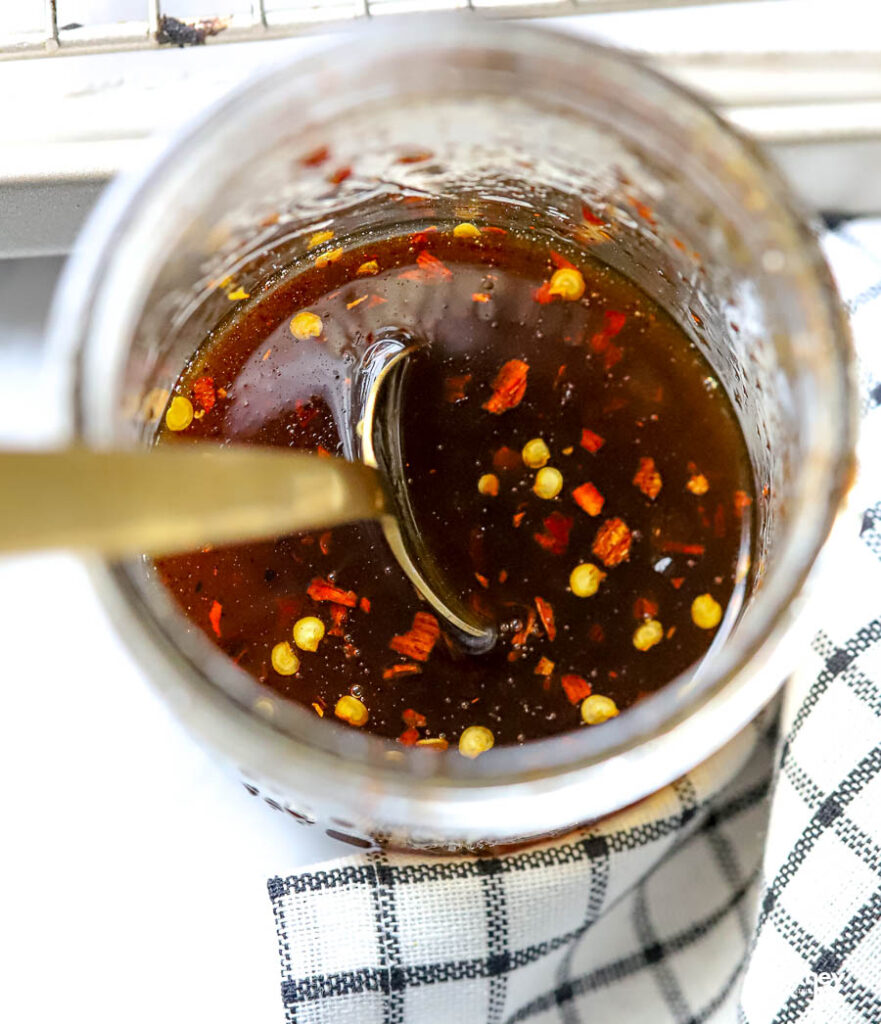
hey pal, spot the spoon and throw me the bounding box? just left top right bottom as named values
left=0, top=338, right=496, bottom=653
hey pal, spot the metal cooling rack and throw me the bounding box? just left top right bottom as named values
left=1, top=1, right=751, bottom=59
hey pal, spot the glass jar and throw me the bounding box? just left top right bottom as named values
left=50, top=18, right=856, bottom=851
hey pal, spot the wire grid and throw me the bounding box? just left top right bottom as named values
left=0, top=0, right=748, bottom=60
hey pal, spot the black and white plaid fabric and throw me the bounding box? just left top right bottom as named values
left=268, top=219, right=881, bottom=1024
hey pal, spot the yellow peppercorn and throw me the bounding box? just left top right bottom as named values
left=533, top=467, right=563, bottom=500
left=453, top=222, right=481, bottom=239
left=581, top=694, right=619, bottom=725
left=633, top=619, right=664, bottom=652
left=478, top=473, right=500, bottom=497
left=548, top=267, right=586, bottom=301
left=293, top=616, right=325, bottom=652
left=335, top=695, right=369, bottom=727
left=459, top=725, right=494, bottom=759
left=522, top=438, right=551, bottom=469
left=165, top=395, right=194, bottom=432
left=315, top=247, right=343, bottom=268
left=569, top=562, right=606, bottom=598
left=307, top=229, right=334, bottom=250
left=290, top=311, right=323, bottom=340
left=691, top=593, right=723, bottom=630
left=357, top=260, right=379, bottom=276
left=271, top=641, right=300, bottom=676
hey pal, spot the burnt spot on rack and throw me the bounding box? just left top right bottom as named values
left=156, top=15, right=228, bottom=47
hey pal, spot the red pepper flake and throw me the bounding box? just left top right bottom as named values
left=598, top=309, right=627, bottom=340
left=671, top=577, right=685, bottom=590
left=629, top=196, right=656, bottom=225
left=319, top=531, right=332, bottom=556
left=511, top=608, right=537, bottom=648
left=472, top=292, right=491, bottom=303
left=588, top=623, right=605, bottom=643
left=603, top=396, right=629, bottom=414
left=589, top=310, right=628, bottom=370
left=534, top=596, right=556, bottom=641
left=562, top=674, right=592, bottom=705
left=398, top=727, right=420, bottom=747
left=533, top=511, right=573, bottom=555
left=580, top=428, right=605, bottom=453
left=603, top=343, right=623, bottom=371
left=359, top=597, right=371, bottom=614
left=581, top=204, right=605, bottom=226
left=498, top=569, right=508, bottom=584
left=444, top=374, right=472, bottom=403
left=550, top=250, right=576, bottom=270
left=733, top=491, right=753, bottom=517
left=482, top=225, right=507, bottom=236
left=533, top=280, right=555, bottom=304
left=192, top=376, right=216, bottom=413
left=398, top=151, right=433, bottom=165
left=383, top=664, right=422, bottom=681
left=316, top=445, right=333, bottom=458
left=483, top=359, right=529, bottom=414
left=416, top=249, right=452, bottom=280
left=513, top=511, right=526, bottom=528
left=633, top=457, right=662, bottom=500
left=389, top=611, right=440, bottom=662
left=328, top=603, right=348, bottom=637
left=327, top=166, right=352, bottom=185
left=307, top=577, right=358, bottom=607
left=714, top=503, right=727, bottom=538
left=572, top=482, right=605, bottom=517
left=475, top=572, right=490, bottom=589
left=633, top=597, right=659, bottom=620
left=534, top=656, right=555, bottom=677
left=208, top=600, right=222, bottom=638
left=409, top=226, right=439, bottom=246
left=592, top=517, right=633, bottom=567
left=468, top=590, right=493, bottom=622
left=402, top=708, right=427, bottom=728
left=493, top=445, right=521, bottom=472
left=661, top=541, right=706, bottom=556
left=301, top=145, right=330, bottom=167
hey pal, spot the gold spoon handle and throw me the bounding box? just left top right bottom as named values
left=0, top=447, right=385, bottom=557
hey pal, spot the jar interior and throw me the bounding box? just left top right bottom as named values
left=72, top=30, right=850, bottom=783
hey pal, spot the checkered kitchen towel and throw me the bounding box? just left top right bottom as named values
left=268, top=220, right=881, bottom=1024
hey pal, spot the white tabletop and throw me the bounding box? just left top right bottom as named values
left=1, top=9, right=875, bottom=1020
left=0, top=257, right=343, bottom=1024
